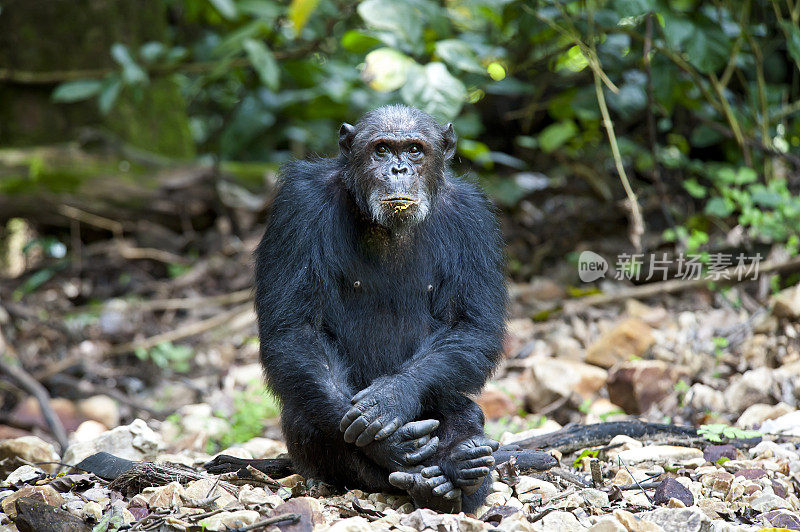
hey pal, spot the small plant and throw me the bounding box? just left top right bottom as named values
left=210, top=386, right=280, bottom=451
left=135, top=342, right=193, bottom=372
left=698, top=424, right=761, bottom=443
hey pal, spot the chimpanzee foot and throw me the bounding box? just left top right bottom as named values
left=203, top=455, right=294, bottom=478
left=447, top=436, right=499, bottom=495
left=389, top=466, right=462, bottom=513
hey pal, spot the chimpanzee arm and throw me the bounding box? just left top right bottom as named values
left=342, top=184, right=506, bottom=440
left=255, top=163, right=354, bottom=434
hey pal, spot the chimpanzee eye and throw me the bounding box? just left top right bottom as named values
left=408, top=144, right=422, bottom=154
left=375, top=144, right=389, bottom=154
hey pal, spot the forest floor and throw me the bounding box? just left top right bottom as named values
left=1, top=182, right=800, bottom=531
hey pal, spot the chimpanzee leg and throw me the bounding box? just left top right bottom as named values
left=281, top=403, right=393, bottom=492
left=389, top=394, right=495, bottom=513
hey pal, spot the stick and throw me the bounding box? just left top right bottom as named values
left=232, top=513, right=301, bottom=531
left=0, top=353, right=69, bottom=453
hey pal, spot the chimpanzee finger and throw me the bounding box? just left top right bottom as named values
left=339, top=406, right=364, bottom=432
left=459, top=456, right=495, bottom=469
left=343, top=416, right=370, bottom=443
left=388, top=471, right=415, bottom=490
left=395, top=419, right=439, bottom=441
left=451, top=445, right=495, bottom=462
left=405, top=436, right=438, bottom=465
left=351, top=386, right=376, bottom=404
left=457, top=467, right=491, bottom=480
left=420, top=466, right=443, bottom=478
left=374, top=418, right=402, bottom=440
left=355, top=419, right=385, bottom=447
left=432, top=480, right=458, bottom=497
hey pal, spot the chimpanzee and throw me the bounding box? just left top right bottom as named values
left=206, top=105, right=555, bottom=512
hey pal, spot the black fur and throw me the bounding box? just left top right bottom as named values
left=254, top=105, right=507, bottom=512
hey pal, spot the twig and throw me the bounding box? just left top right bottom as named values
left=57, top=204, right=123, bottom=238
left=106, top=303, right=253, bottom=356
left=231, top=513, right=301, bottom=531
left=0, top=353, right=68, bottom=453
left=619, top=457, right=653, bottom=504
left=588, top=10, right=644, bottom=251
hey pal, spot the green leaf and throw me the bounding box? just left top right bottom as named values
left=341, top=30, right=381, bottom=53
left=243, top=39, right=280, bottom=90
left=684, top=24, right=731, bottom=74
left=362, top=48, right=414, bottom=92
left=98, top=78, right=122, bottom=115
left=434, top=39, right=484, bottom=74
left=705, top=197, right=734, bottom=218
left=661, top=13, right=695, bottom=48
left=612, top=0, right=657, bottom=17
left=399, top=62, right=467, bottom=122
left=782, top=21, right=800, bottom=64
left=51, top=80, right=103, bottom=103
left=358, top=0, right=422, bottom=49
left=683, top=178, right=707, bottom=198
left=289, top=0, right=320, bottom=33
left=111, top=43, right=148, bottom=84
left=208, top=0, right=237, bottom=20
left=538, top=120, right=578, bottom=153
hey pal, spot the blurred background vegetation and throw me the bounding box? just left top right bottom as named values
left=1, top=0, right=799, bottom=280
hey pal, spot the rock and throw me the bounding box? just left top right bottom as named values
left=702, top=445, right=737, bottom=463
left=616, top=446, right=703, bottom=466
left=271, top=497, right=326, bottom=529
left=142, top=482, right=185, bottom=509
left=625, top=300, right=670, bottom=328
left=613, top=509, right=664, bottom=532
left=199, top=510, right=260, bottom=531
left=77, top=395, right=119, bottom=428
left=534, top=510, right=585, bottom=532
left=0, top=436, right=60, bottom=475
left=607, top=360, right=689, bottom=414
left=1, top=485, right=64, bottom=518
left=684, top=384, right=725, bottom=414
left=750, top=492, right=792, bottom=512
left=524, top=357, right=607, bottom=411
left=10, top=396, right=84, bottom=433
left=653, top=478, right=694, bottom=507
left=585, top=398, right=626, bottom=423
left=723, top=368, right=776, bottom=414
left=762, top=509, right=800, bottom=530
left=240, top=437, right=286, bottom=459
left=585, top=318, right=655, bottom=368
left=636, top=507, right=710, bottom=532
left=588, top=516, right=627, bottom=532
left=62, top=418, right=164, bottom=466
left=700, top=471, right=733, bottom=494
left=500, top=420, right=561, bottom=445
left=11, top=497, right=90, bottom=532
left=772, top=284, right=800, bottom=319
left=578, top=488, right=609, bottom=508
left=71, top=420, right=109, bottom=442
left=174, top=403, right=231, bottom=443
left=695, top=498, right=731, bottom=519
left=515, top=476, right=558, bottom=503
left=238, top=486, right=274, bottom=508
left=478, top=387, right=518, bottom=420
left=81, top=501, right=103, bottom=522
left=737, top=402, right=793, bottom=428
left=733, top=467, right=767, bottom=480
left=4, top=464, right=47, bottom=486
left=329, top=517, right=373, bottom=531
left=759, top=410, right=800, bottom=436
left=184, top=478, right=238, bottom=508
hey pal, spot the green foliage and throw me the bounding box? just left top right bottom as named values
left=212, top=387, right=281, bottom=450
left=135, top=342, right=193, bottom=372
left=46, top=0, right=800, bottom=252
left=698, top=424, right=762, bottom=443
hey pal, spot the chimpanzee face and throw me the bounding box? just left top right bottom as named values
left=339, top=105, right=456, bottom=229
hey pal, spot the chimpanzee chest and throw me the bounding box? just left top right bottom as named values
left=326, top=261, right=440, bottom=387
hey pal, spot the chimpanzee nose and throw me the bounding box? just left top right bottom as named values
left=391, top=164, right=409, bottom=175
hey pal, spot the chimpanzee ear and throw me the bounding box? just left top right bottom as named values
left=339, top=123, right=356, bottom=156
left=442, top=123, right=457, bottom=160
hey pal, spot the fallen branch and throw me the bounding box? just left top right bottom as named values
left=0, top=352, right=69, bottom=453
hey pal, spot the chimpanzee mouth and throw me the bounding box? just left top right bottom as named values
left=379, top=197, right=419, bottom=213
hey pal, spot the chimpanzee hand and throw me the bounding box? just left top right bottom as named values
left=339, top=377, right=419, bottom=446
left=361, top=419, right=440, bottom=471
left=446, top=435, right=499, bottom=495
